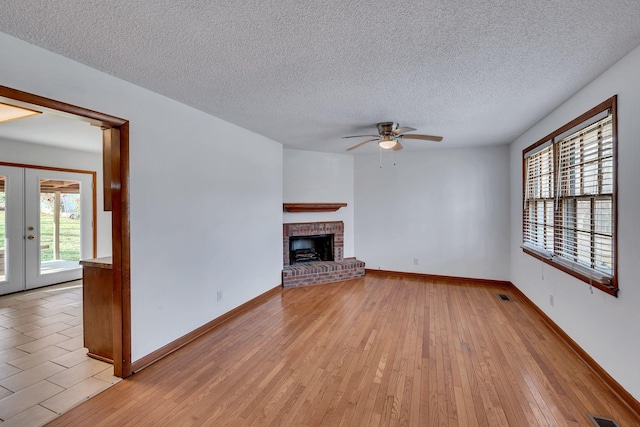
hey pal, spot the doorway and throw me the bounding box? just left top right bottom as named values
left=0, top=84, right=131, bottom=378
left=0, top=165, right=95, bottom=294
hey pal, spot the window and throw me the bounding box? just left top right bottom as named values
left=522, top=96, right=617, bottom=296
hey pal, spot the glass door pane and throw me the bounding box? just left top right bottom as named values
left=25, top=168, right=93, bottom=289
left=0, top=165, right=25, bottom=294
left=39, top=179, right=82, bottom=275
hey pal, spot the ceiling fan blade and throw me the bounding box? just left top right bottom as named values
left=392, top=141, right=404, bottom=151
left=400, top=134, right=443, bottom=142
left=342, top=134, right=379, bottom=139
left=346, top=138, right=378, bottom=151
left=392, top=127, right=416, bottom=135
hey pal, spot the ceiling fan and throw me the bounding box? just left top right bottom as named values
left=343, top=122, right=443, bottom=151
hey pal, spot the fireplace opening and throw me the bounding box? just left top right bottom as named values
left=289, top=234, right=334, bottom=264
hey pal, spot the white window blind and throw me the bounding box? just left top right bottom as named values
left=556, top=116, right=613, bottom=277
left=522, top=99, right=616, bottom=293
left=523, top=142, right=554, bottom=254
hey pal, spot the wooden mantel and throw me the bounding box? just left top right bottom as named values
left=283, top=203, right=347, bottom=213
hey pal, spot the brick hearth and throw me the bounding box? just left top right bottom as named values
left=282, top=221, right=365, bottom=288
left=282, top=258, right=365, bottom=288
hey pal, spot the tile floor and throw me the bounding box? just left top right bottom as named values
left=0, top=280, right=120, bottom=426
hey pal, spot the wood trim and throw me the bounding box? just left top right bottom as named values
left=111, top=122, right=131, bottom=378
left=0, top=85, right=126, bottom=127
left=611, top=97, right=619, bottom=290
left=283, top=203, right=347, bottom=212
left=521, top=247, right=617, bottom=297
left=508, top=282, right=640, bottom=420
left=131, top=284, right=282, bottom=373
left=87, top=352, right=114, bottom=364
left=0, top=86, right=131, bottom=378
left=365, top=269, right=512, bottom=287
left=0, top=161, right=95, bottom=176
left=0, top=162, right=98, bottom=258
left=91, top=170, right=97, bottom=258
left=102, top=128, right=118, bottom=212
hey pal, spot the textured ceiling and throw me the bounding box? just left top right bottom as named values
left=1, top=1, right=640, bottom=153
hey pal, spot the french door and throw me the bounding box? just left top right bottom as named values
left=0, top=165, right=93, bottom=295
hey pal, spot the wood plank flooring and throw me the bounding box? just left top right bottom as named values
left=47, top=273, right=640, bottom=426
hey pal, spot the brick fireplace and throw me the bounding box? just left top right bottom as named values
left=282, top=221, right=365, bottom=288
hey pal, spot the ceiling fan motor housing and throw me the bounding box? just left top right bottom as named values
left=377, top=122, right=398, bottom=135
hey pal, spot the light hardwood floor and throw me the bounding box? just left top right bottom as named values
left=48, top=273, right=639, bottom=426
left=0, top=281, right=120, bottom=426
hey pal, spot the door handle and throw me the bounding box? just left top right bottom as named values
left=27, top=235, right=35, bottom=240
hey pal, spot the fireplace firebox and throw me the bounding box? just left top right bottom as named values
left=283, top=221, right=344, bottom=266
left=289, top=234, right=334, bottom=264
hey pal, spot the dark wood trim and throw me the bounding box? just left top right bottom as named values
left=283, top=203, right=347, bottom=213
left=111, top=122, right=131, bottom=378
left=102, top=128, right=118, bottom=212
left=522, top=246, right=617, bottom=297
left=0, top=161, right=95, bottom=176
left=109, top=126, right=124, bottom=377
left=86, top=352, right=114, bottom=364
left=365, top=269, right=512, bottom=287
left=121, top=122, right=131, bottom=377
left=0, top=85, right=126, bottom=127
left=91, top=170, right=97, bottom=258
left=509, top=282, right=640, bottom=420
left=0, top=162, right=98, bottom=258
left=0, top=85, right=131, bottom=378
left=131, top=284, right=282, bottom=373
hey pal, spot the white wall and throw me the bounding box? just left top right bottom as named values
left=0, top=32, right=284, bottom=362
left=283, top=149, right=355, bottom=258
left=509, top=44, right=640, bottom=400
left=355, top=146, right=510, bottom=280
left=0, top=138, right=112, bottom=257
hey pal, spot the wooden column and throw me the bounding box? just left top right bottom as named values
left=102, top=128, right=119, bottom=212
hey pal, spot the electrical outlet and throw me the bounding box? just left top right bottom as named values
left=217, top=290, right=223, bottom=302
left=549, top=294, right=554, bottom=307
left=413, top=258, right=419, bottom=265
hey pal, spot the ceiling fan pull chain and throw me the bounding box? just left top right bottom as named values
left=379, top=146, right=383, bottom=168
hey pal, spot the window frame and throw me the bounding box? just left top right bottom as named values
left=522, top=96, right=618, bottom=297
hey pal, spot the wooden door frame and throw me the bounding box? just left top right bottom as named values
left=0, top=85, right=132, bottom=378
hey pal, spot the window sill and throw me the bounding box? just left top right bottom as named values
left=521, top=247, right=618, bottom=297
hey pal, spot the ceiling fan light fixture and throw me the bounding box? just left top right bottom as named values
left=378, top=136, right=397, bottom=150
